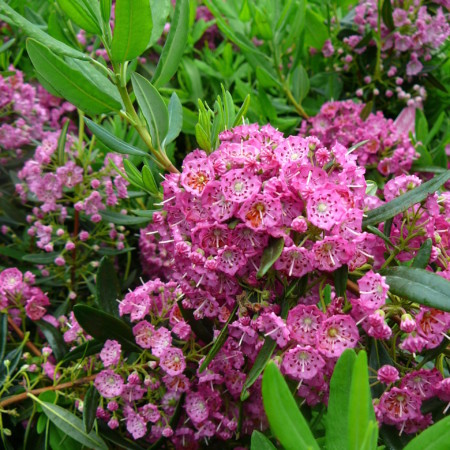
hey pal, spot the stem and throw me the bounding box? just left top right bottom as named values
left=374, top=0, right=383, bottom=81
left=0, top=374, right=97, bottom=409
left=71, top=209, right=80, bottom=293
left=7, top=317, right=41, bottom=357
left=112, top=64, right=179, bottom=174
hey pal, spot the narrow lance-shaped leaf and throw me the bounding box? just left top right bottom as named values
left=111, top=0, right=153, bottom=62
left=152, top=0, right=190, bottom=88
left=326, top=349, right=357, bottom=450
left=347, top=351, right=377, bottom=449
left=85, top=118, right=150, bottom=157
left=411, top=238, right=432, bottom=269
left=60, top=340, right=104, bottom=366
left=96, top=256, right=120, bottom=316
left=149, top=0, right=171, bottom=47
left=251, top=431, right=277, bottom=450
left=262, top=361, right=320, bottom=450
left=0, top=313, right=7, bottom=362
left=199, top=304, right=238, bottom=373
left=381, top=266, right=450, bottom=312
left=27, top=39, right=122, bottom=115
left=83, top=384, right=100, bottom=434
left=257, top=237, right=284, bottom=278
left=363, top=171, right=450, bottom=227
left=0, top=3, right=89, bottom=60
left=404, top=416, right=450, bottom=450
left=381, top=0, right=395, bottom=30
left=131, top=72, right=169, bottom=149
left=73, top=304, right=141, bottom=352
left=57, top=0, right=102, bottom=34
left=36, top=320, right=67, bottom=361
left=57, top=119, right=70, bottom=165
left=163, top=92, right=183, bottom=147
left=29, top=394, right=108, bottom=450
left=141, top=165, right=159, bottom=195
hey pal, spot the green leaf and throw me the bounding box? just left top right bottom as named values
left=381, top=0, right=394, bottom=30
left=251, top=431, right=277, bottom=450
left=163, top=92, right=183, bottom=147
left=326, top=349, right=357, bottom=450
left=100, top=209, right=149, bottom=225
left=333, top=264, right=348, bottom=297
left=348, top=351, right=377, bottom=449
left=152, top=0, right=189, bottom=88
left=425, top=111, right=445, bottom=146
left=257, top=237, right=284, bottom=278
left=57, top=119, right=70, bottom=165
left=29, top=394, right=107, bottom=450
left=233, top=94, right=250, bottom=127
left=49, top=424, right=83, bottom=450
left=290, top=64, right=309, bottom=102
left=57, top=0, right=102, bottom=34
left=149, top=0, right=171, bottom=47
left=36, top=320, right=67, bottom=361
left=412, top=238, right=432, bottom=269
left=0, top=340, right=26, bottom=387
left=415, top=108, right=429, bottom=144
left=241, top=337, right=277, bottom=401
left=96, top=257, right=120, bottom=317
left=22, top=252, right=59, bottom=264
left=131, top=72, right=169, bottom=149
left=304, top=8, right=328, bottom=49
left=0, top=3, right=89, bottom=60
left=199, top=304, right=238, bottom=373
left=262, top=361, right=319, bottom=450
left=0, top=314, right=7, bottom=362
left=26, top=39, right=122, bottom=115
left=100, top=0, right=112, bottom=24
left=141, top=165, right=159, bottom=194
left=111, top=0, right=152, bottom=62
left=83, top=384, right=100, bottom=434
left=85, top=118, right=149, bottom=157
left=362, top=171, right=450, bottom=228
left=73, top=305, right=141, bottom=352
left=404, top=416, right=450, bottom=450
left=60, top=340, right=104, bottom=366
left=360, top=101, right=373, bottom=120
left=381, top=266, right=450, bottom=312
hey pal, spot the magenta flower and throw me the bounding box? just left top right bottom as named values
left=357, top=270, right=389, bottom=313
left=185, top=392, right=209, bottom=425
left=216, top=246, right=247, bottom=276
left=221, top=168, right=261, bottom=203
left=274, top=246, right=313, bottom=278
left=94, top=370, right=124, bottom=398
left=306, top=188, right=345, bottom=231
left=316, top=315, right=359, bottom=358
left=287, top=304, right=326, bottom=346
left=159, top=347, right=186, bottom=376
left=379, top=387, right=421, bottom=423
left=377, top=365, right=399, bottom=384
left=133, top=320, right=155, bottom=349
left=238, top=194, right=282, bottom=231
left=282, top=345, right=325, bottom=380
left=313, top=236, right=354, bottom=271
left=100, top=340, right=122, bottom=368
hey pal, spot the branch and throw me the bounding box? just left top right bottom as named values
left=0, top=374, right=97, bottom=409
left=7, top=317, right=41, bottom=357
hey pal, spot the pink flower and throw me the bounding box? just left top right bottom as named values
left=313, top=236, right=354, bottom=272
left=126, top=411, right=147, bottom=440
left=377, top=365, right=399, bottom=384
left=282, top=345, right=325, bottom=380
left=287, top=304, right=326, bottom=346
left=185, top=392, right=209, bottom=425
left=132, top=321, right=155, bottom=349
left=221, top=169, right=261, bottom=203
left=216, top=246, right=247, bottom=276
left=159, top=347, right=186, bottom=376
left=238, top=194, right=282, bottom=231
left=316, top=315, right=359, bottom=358
left=379, top=387, right=421, bottom=423
left=357, top=271, right=389, bottom=313
left=274, top=246, right=313, bottom=278
left=94, top=370, right=124, bottom=398
left=100, top=340, right=122, bottom=367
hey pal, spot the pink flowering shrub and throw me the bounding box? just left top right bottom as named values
left=300, top=100, right=418, bottom=175
left=0, top=267, right=49, bottom=320
left=324, top=0, right=450, bottom=110
left=0, top=69, right=74, bottom=164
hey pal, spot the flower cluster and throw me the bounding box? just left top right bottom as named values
left=0, top=267, right=49, bottom=321
left=300, top=100, right=418, bottom=175
left=323, top=1, right=450, bottom=108
left=11, top=128, right=130, bottom=291
left=0, top=69, right=74, bottom=164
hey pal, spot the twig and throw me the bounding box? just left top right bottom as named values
left=7, top=317, right=41, bottom=357
left=0, top=374, right=97, bottom=409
